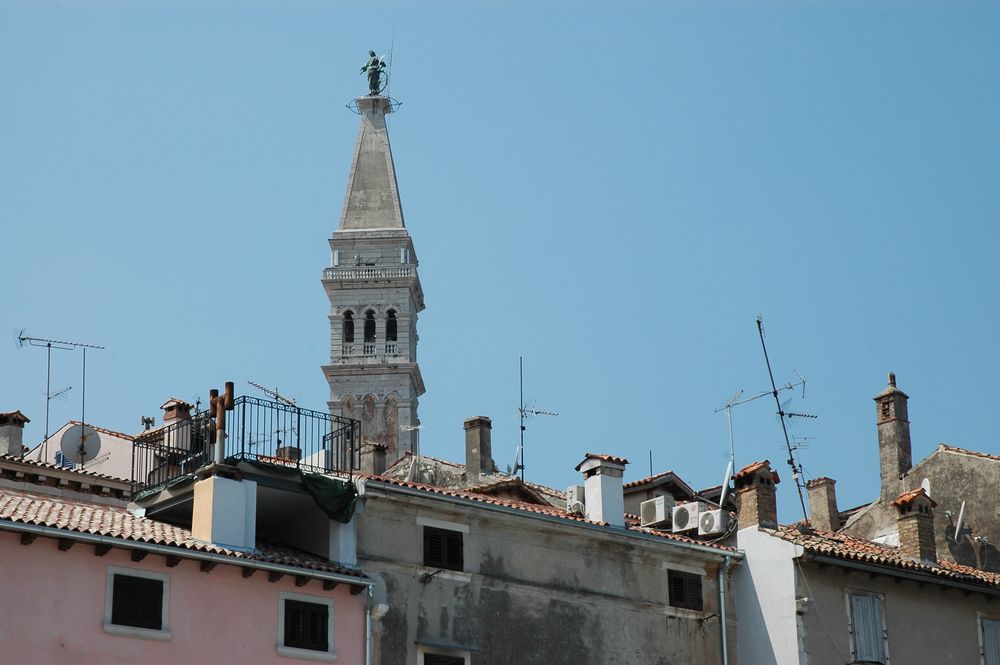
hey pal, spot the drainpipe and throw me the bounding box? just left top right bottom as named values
left=366, top=587, right=373, bottom=665
left=719, top=556, right=731, bottom=665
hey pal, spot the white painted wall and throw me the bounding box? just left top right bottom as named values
left=734, top=527, right=804, bottom=665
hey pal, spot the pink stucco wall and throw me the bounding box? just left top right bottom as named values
left=0, top=531, right=367, bottom=665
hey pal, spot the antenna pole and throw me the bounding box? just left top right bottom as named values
left=756, top=317, right=809, bottom=521
left=44, top=343, right=52, bottom=458
left=649, top=450, right=653, bottom=477
left=519, top=356, right=525, bottom=482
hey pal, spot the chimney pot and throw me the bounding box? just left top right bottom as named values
left=0, top=410, right=30, bottom=457
left=464, top=416, right=493, bottom=477
left=574, top=453, right=629, bottom=527
left=734, top=460, right=780, bottom=530
left=806, top=477, right=840, bottom=532
left=892, top=488, right=937, bottom=565
left=361, top=443, right=388, bottom=475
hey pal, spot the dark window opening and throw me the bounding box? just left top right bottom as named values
left=386, top=310, right=398, bottom=342
left=364, top=311, right=376, bottom=343
left=880, top=401, right=891, bottom=420
left=343, top=312, right=354, bottom=343
left=111, top=574, right=164, bottom=630
left=423, top=527, right=464, bottom=571
left=284, top=599, right=329, bottom=652
left=424, top=655, right=464, bottom=665
left=668, top=570, right=703, bottom=611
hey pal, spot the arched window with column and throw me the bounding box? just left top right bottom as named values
left=342, top=311, right=355, bottom=356
left=364, top=310, right=376, bottom=355
left=385, top=310, right=398, bottom=356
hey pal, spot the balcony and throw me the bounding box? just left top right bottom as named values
left=323, top=266, right=413, bottom=281
left=385, top=343, right=398, bottom=356
left=363, top=343, right=376, bottom=356
left=132, top=395, right=360, bottom=493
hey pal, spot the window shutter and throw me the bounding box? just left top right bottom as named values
left=423, top=527, right=463, bottom=571
left=111, top=575, right=163, bottom=630
left=668, top=570, right=703, bottom=611
left=424, top=654, right=464, bottom=665
left=284, top=600, right=329, bottom=651
left=983, top=618, right=1000, bottom=665
left=850, top=593, right=886, bottom=663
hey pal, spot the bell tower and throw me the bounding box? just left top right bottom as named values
left=322, top=94, right=425, bottom=465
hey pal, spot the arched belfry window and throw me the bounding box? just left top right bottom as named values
left=343, top=311, right=355, bottom=343
left=386, top=310, right=397, bottom=342
left=364, top=310, right=376, bottom=343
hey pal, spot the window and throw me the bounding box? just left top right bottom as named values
left=364, top=310, right=376, bottom=343
left=982, top=616, right=1000, bottom=665
left=386, top=310, right=397, bottom=342
left=424, top=526, right=464, bottom=571
left=278, top=592, right=336, bottom=661
left=104, top=566, right=170, bottom=641
left=424, top=655, right=465, bottom=665
left=848, top=591, right=887, bottom=664
left=343, top=311, right=354, bottom=343
left=668, top=570, right=703, bottom=611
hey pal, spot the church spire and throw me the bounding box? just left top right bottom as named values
left=323, top=83, right=425, bottom=467
left=338, top=96, right=405, bottom=231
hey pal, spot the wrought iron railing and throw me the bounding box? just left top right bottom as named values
left=132, top=395, right=360, bottom=492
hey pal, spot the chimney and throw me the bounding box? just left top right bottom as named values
left=464, top=416, right=493, bottom=477
left=874, top=372, right=912, bottom=500
left=161, top=398, right=193, bottom=423
left=574, top=453, right=629, bottom=527
left=361, top=443, right=387, bottom=475
left=735, top=460, right=780, bottom=530
left=806, top=477, right=840, bottom=532
left=192, top=467, right=257, bottom=550
left=0, top=411, right=30, bottom=457
left=893, top=488, right=936, bottom=565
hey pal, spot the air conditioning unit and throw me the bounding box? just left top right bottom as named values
left=566, top=485, right=585, bottom=515
left=672, top=501, right=702, bottom=533
left=640, top=495, right=675, bottom=528
left=698, top=509, right=731, bottom=536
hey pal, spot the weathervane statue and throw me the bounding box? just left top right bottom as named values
left=361, top=50, right=388, bottom=96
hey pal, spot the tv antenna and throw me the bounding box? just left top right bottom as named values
left=248, top=380, right=297, bottom=407
left=756, top=316, right=816, bottom=521
left=400, top=424, right=422, bottom=432
left=17, top=331, right=105, bottom=460
left=514, top=356, right=557, bottom=482
left=715, top=374, right=806, bottom=477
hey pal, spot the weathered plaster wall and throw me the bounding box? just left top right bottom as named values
left=734, top=527, right=803, bottom=665
left=0, top=531, right=367, bottom=665
left=843, top=447, right=1000, bottom=570
left=358, top=487, right=738, bottom=665
left=796, top=559, right=998, bottom=665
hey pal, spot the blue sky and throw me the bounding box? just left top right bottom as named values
left=2, top=1, right=998, bottom=521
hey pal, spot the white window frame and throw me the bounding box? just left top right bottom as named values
left=103, top=565, right=171, bottom=641
left=979, top=612, right=1000, bottom=665
left=845, top=589, right=890, bottom=664
left=277, top=590, right=337, bottom=662
left=416, top=644, right=471, bottom=665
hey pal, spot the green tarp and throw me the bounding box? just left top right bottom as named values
left=225, top=457, right=358, bottom=523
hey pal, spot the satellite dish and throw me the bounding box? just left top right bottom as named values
left=60, top=424, right=101, bottom=466
left=920, top=477, right=931, bottom=497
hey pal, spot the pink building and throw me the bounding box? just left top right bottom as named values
left=0, top=451, right=370, bottom=664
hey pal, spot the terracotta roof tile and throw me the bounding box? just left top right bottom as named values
left=66, top=420, right=135, bottom=442
left=624, top=469, right=678, bottom=489
left=773, top=525, right=1000, bottom=589
left=0, top=454, right=132, bottom=484
left=892, top=487, right=936, bottom=508
left=0, top=411, right=30, bottom=425
left=938, top=444, right=1000, bottom=462
left=582, top=452, right=630, bottom=465
left=0, top=486, right=366, bottom=579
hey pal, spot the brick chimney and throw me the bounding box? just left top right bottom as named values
left=361, top=442, right=387, bottom=475
left=735, top=460, right=780, bottom=530
left=893, top=487, right=936, bottom=565
left=161, top=398, right=193, bottom=423
left=874, top=372, right=912, bottom=500
left=806, top=477, right=840, bottom=532
left=575, top=453, right=629, bottom=527
left=464, top=416, right=493, bottom=477
left=0, top=411, right=30, bottom=456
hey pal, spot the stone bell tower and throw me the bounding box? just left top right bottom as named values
left=322, top=95, right=425, bottom=465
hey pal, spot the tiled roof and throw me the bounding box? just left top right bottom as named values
left=160, top=397, right=194, bottom=410
left=938, top=444, right=1000, bottom=462
left=0, top=454, right=132, bottom=485
left=624, top=469, right=678, bottom=489
left=892, top=487, right=936, bottom=508
left=0, top=410, right=30, bottom=425
left=773, top=525, right=1000, bottom=589
left=734, top=460, right=780, bottom=484
left=65, top=420, right=135, bottom=442
left=581, top=453, right=630, bottom=465
left=0, top=486, right=366, bottom=580
left=362, top=474, right=734, bottom=552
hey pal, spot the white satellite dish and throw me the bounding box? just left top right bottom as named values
left=60, top=424, right=101, bottom=466
left=920, top=477, right=931, bottom=497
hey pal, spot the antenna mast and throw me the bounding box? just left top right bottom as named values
left=515, top=356, right=557, bottom=482
left=755, top=316, right=811, bottom=521
left=17, top=331, right=105, bottom=459
left=715, top=377, right=806, bottom=472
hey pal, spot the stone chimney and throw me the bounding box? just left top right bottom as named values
left=464, top=416, right=493, bottom=477
left=806, top=477, right=840, bottom=532
left=874, top=372, right=912, bottom=500
left=575, top=453, right=629, bottom=527
left=161, top=398, right=193, bottom=423
left=893, top=487, right=936, bottom=565
left=192, top=467, right=257, bottom=550
left=361, top=442, right=387, bottom=475
left=735, top=460, right=780, bottom=530
left=0, top=411, right=30, bottom=456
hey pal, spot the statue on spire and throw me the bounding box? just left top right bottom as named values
left=361, top=51, right=388, bottom=96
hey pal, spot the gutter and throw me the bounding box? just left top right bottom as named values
left=365, top=588, right=373, bottom=665
left=362, top=479, right=743, bottom=561
left=801, top=551, right=1000, bottom=597
left=1, top=520, right=372, bottom=588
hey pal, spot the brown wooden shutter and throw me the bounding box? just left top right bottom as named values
left=284, top=600, right=329, bottom=651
